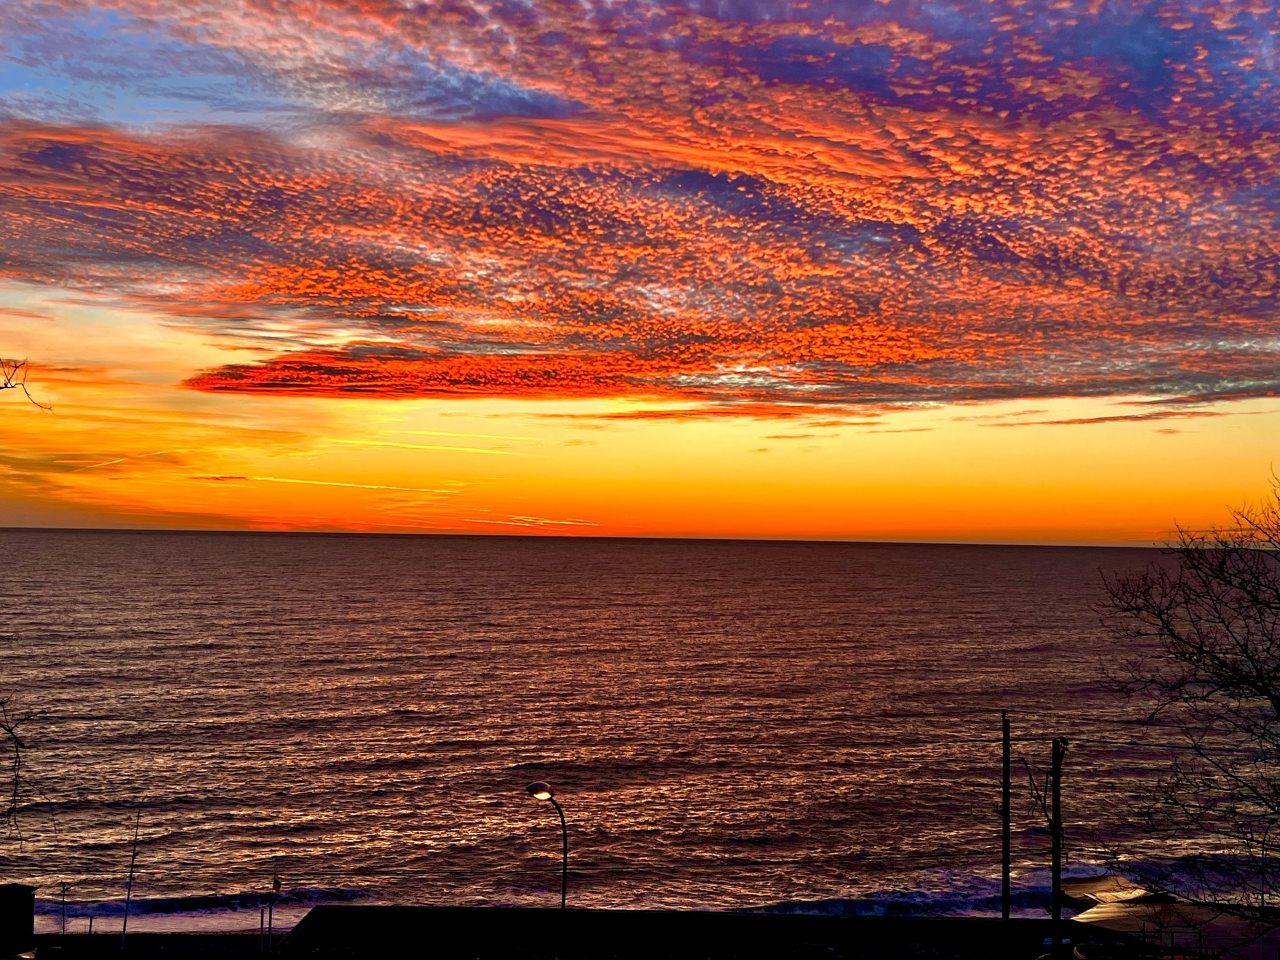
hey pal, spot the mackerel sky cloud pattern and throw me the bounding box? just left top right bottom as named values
left=2, top=0, right=1278, bottom=414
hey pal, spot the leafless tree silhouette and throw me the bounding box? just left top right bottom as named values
left=1, top=361, right=49, bottom=836
left=0, top=696, right=36, bottom=838
left=1103, top=482, right=1280, bottom=919
left=0, top=359, right=51, bottom=410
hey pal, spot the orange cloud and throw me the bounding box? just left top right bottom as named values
left=1, top=0, right=1277, bottom=420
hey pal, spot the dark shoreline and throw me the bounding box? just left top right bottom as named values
left=32, top=908, right=1135, bottom=960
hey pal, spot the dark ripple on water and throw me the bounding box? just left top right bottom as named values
left=0, top=531, right=1168, bottom=918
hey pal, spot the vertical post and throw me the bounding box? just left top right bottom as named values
left=1001, top=712, right=1011, bottom=923
left=525, top=782, right=569, bottom=910
left=550, top=798, right=568, bottom=910
left=1050, top=738, right=1067, bottom=958
left=120, top=812, right=141, bottom=950
left=269, top=872, right=280, bottom=952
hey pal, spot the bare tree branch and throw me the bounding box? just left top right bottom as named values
left=1101, top=481, right=1280, bottom=923
left=0, top=358, right=52, bottom=411
left=0, top=695, right=37, bottom=839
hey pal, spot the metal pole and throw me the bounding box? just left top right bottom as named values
left=549, top=797, right=568, bottom=910
left=121, top=812, right=141, bottom=949
left=269, top=872, right=280, bottom=951
left=1050, top=738, right=1066, bottom=958
left=1002, top=711, right=1011, bottom=923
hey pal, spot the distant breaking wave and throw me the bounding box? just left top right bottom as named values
left=36, top=887, right=370, bottom=919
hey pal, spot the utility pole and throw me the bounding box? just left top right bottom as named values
left=1050, top=737, right=1067, bottom=958
left=1001, top=712, right=1011, bottom=923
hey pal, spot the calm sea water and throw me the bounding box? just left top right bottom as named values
left=0, top=530, right=1173, bottom=929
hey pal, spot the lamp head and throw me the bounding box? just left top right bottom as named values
left=526, top=781, right=554, bottom=801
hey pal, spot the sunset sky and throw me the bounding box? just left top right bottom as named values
left=1, top=0, right=1276, bottom=542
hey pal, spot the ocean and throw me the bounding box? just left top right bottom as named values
left=0, top=530, right=1175, bottom=931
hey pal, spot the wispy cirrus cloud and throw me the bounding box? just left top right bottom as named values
left=1, top=0, right=1277, bottom=416
left=189, top=473, right=456, bottom=494
left=978, top=409, right=1249, bottom=428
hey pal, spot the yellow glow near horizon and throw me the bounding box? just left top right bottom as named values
left=2, top=293, right=1273, bottom=544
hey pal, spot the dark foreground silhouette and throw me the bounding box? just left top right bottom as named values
left=29, top=907, right=1140, bottom=960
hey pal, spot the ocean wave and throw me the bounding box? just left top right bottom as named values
left=18, top=795, right=211, bottom=817
left=5, top=535, right=1199, bottom=919
left=757, top=886, right=1055, bottom=918
left=507, top=754, right=704, bottom=786
left=36, top=887, right=370, bottom=918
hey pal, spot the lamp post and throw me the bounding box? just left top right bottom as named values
left=525, top=781, right=568, bottom=910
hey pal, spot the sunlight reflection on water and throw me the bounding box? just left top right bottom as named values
left=2, top=531, right=1164, bottom=923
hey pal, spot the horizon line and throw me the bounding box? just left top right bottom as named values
left=0, top=524, right=1163, bottom=550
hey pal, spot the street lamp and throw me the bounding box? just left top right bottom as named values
left=525, top=781, right=568, bottom=909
